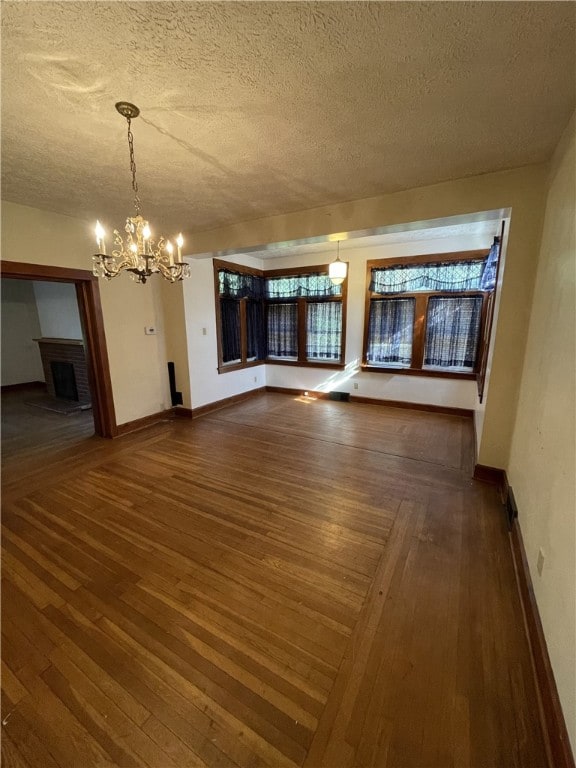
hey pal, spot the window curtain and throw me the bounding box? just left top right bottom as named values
left=480, top=237, right=500, bottom=291
left=370, top=260, right=483, bottom=294
left=306, top=302, right=342, bottom=361
left=267, top=303, right=298, bottom=358
left=220, top=299, right=241, bottom=363
left=246, top=300, right=265, bottom=360
left=424, top=296, right=482, bottom=370
left=219, top=269, right=264, bottom=299
left=266, top=274, right=341, bottom=299
left=366, top=298, right=414, bottom=366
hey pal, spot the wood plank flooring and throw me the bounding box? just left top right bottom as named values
left=1, top=392, right=547, bottom=767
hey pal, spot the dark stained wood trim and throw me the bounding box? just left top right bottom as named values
left=473, top=463, right=507, bottom=492
left=362, top=249, right=491, bottom=377
left=510, top=519, right=576, bottom=768
left=265, top=360, right=345, bottom=371
left=265, top=387, right=474, bottom=417
left=214, top=259, right=348, bottom=373
left=1, top=381, right=45, bottom=392
left=213, top=258, right=264, bottom=278
left=190, top=387, right=266, bottom=419
left=218, top=359, right=264, bottom=374
left=1, top=260, right=117, bottom=438
left=0, top=261, right=99, bottom=282
left=362, top=365, right=477, bottom=380
left=350, top=395, right=473, bottom=418
left=172, top=406, right=193, bottom=418
left=75, top=280, right=116, bottom=438
left=477, top=224, right=505, bottom=402
left=114, top=409, right=174, bottom=437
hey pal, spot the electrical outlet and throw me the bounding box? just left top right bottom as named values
left=353, top=382, right=359, bottom=390
left=537, top=548, right=545, bottom=577
left=144, top=326, right=157, bottom=335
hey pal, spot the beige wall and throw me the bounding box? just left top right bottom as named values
left=508, top=114, right=576, bottom=751
left=187, top=164, right=548, bottom=466
left=1, top=202, right=171, bottom=425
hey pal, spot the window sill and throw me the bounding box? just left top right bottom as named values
left=217, top=359, right=265, bottom=374
left=266, top=359, right=345, bottom=370
left=362, top=365, right=477, bottom=380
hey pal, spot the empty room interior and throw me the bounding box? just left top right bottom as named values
left=1, top=3, right=575, bottom=767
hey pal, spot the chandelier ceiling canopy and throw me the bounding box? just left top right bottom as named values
left=92, top=102, right=190, bottom=285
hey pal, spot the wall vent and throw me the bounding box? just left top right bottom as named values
left=328, top=391, right=350, bottom=402
left=505, top=486, right=518, bottom=529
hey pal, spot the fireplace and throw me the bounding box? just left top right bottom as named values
left=35, top=338, right=91, bottom=406
left=51, top=361, right=79, bottom=401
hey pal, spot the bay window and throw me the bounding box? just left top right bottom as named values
left=363, top=246, right=500, bottom=379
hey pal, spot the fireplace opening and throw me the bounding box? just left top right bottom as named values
left=50, top=361, right=79, bottom=401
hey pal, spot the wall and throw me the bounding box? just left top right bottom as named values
left=0, top=279, right=44, bottom=386
left=507, top=113, right=576, bottom=751
left=32, top=281, right=82, bottom=339
left=183, top=256, right=265, bottom=409
left=264, top=233, right=492, bottom=410
left=186, top=163, right=548, bottom=466
left=1, top=201, right=171, bottom=425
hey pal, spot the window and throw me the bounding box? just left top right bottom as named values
left=363, top=249, right=498, bottom=378
left=215, top=260, right=347, bottom=372
left=214, top=261, right=265, bottom=371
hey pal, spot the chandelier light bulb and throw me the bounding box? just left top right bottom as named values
left=176, top=233, right=184, bottom=248
left=130, top=243, right=138, bottom=253
left=142, top=224, right=151, bottom=240
left=166, top=240, right=174, bottom=266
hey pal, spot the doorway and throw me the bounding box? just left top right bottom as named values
left=1, top=261, right=116, bottom=438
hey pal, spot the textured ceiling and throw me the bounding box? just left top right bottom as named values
left=2, top=2, right=575, bottom=235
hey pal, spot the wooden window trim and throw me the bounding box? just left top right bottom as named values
left=362, top=251, right=491, bottom=379
left=215, top=259, right=348, bottom=373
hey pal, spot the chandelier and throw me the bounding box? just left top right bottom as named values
left=92, top=102, right=190, bottom=284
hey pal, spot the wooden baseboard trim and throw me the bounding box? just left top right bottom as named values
left=510, top=520, right=575, bottom=768
left=265, top=386, right=473, bottom=417
left=1, top=381, right=45, bottom=392
left=350, top=395, right=473, bottom=418
left=473, top=463, right=508, bottom=498
left=114, top=409, right=174, bottom=437
left=173, top=407, right=193, bottom=419
left=191, top=387, right=266, bottom=419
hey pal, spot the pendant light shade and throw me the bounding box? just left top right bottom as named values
left=329, top=241, right=347, bottom=285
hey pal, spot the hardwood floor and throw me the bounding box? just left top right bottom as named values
left=1, top=393, right=547, bottom=767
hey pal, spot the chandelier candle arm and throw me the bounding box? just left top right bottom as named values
left=92, top=102, right=190, bottom=284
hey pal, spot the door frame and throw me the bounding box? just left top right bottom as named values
left=1, top=261, right=117, bottom=437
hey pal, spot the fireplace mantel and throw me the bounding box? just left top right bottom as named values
left=33, top=337, right=84, bottom=346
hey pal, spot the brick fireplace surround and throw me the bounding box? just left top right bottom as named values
left=34, top=337, right=91, bottom=406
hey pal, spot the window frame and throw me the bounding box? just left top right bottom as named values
left=214, top=259, right=265, bottom=373
left=264, top=263, right=347, bottom=369
left=362, top=250, right=491, bottom=380
left=214, top=259, right=348, bottom=373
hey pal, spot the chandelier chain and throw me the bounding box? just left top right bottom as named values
left=126, top=117, right=142, bottom=216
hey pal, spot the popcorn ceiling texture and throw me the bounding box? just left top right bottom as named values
left=1, top=1, right=574, bottom=234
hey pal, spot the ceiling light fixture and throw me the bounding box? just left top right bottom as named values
left=328, top=240, right=347, bottom=285
left=92, top=102, right=190, bottom=284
